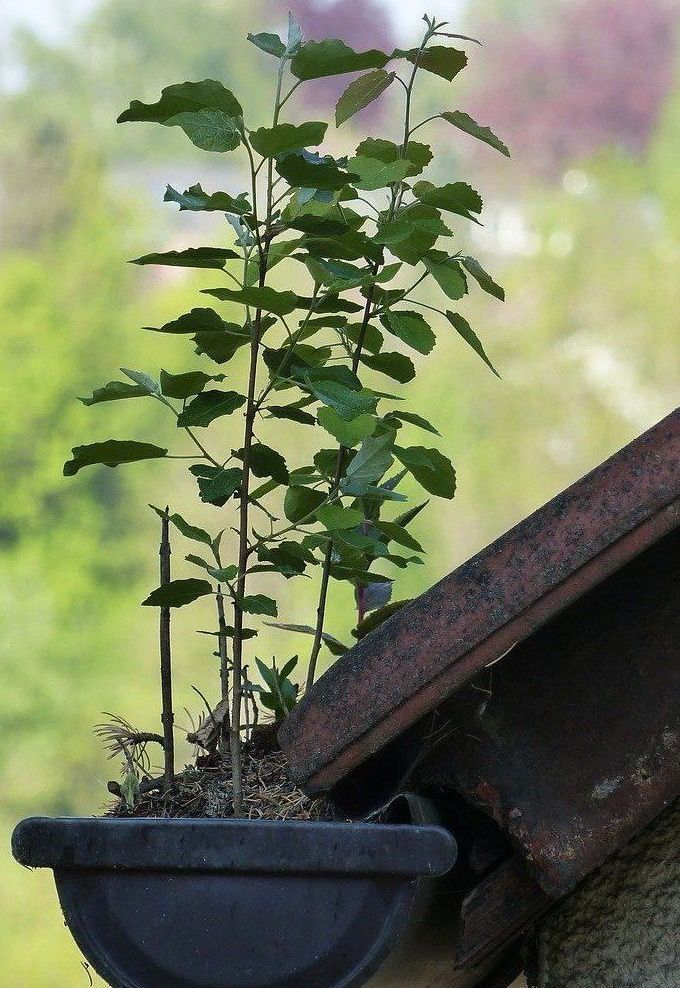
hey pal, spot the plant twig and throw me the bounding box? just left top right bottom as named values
left=159, top=506, right=175, bottom=790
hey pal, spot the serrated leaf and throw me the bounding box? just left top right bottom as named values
left=78, top=381, right=149, bottom=406
left=142, top=578, right=213, bottom=608
left=249, top=121, right=327, bottom=156
left=146, top=307, right=227, bottom=335
left=64, top=441, right=167, bottom=476
left=413, top=180, right=483, bottom=222
left=266, top=622, right=348, bottom=656
left=345, top=321, right=383, bottom=355
left=445, top=311, right=500, bottom=377
left=380, top=310, right=436, bottom=354
left=341, top=433, right=394, bottom=493
left=394, top=500, right=429, bottom=527
left=276, top=151, right=358, bottom=191
left=376, top=521, right=424, bottom=552
left=423, top=251, right=468, bottom=301
left=267, top=404, right=316, bottom=425
left=360, top=351, right=416, bottom=383
left=307, top=378, right=377, bottom=422
left=194, top=467, right=243, bottom=506
left=159, top=510, right=212, bottom=545
left=120, top=367, right=160, bottom=394
left=163, top=184, right=250, bottom=214
left=176, top=390, right=246, bottom=427
left=247, top=443, right=289, bottom=484
left=347, top=155, right=411, bottom=191
left=291, top=40, right=389, bottom=80
left=283, top=486, right=326, bottom=524
left=355, top=137, right=433, bottom=177
left=206, top=564, right=239, bottom=582
left=384, top=410, right=440, bottom=435
left=440, top=110, right=510, bottom=157
left=335, top=69, right=395, bottom=127
left=317, top=407, right=375, bottom=447
left=354, top=599, right=411, bottom=638
left=376, top=206, right=451, bottom=246
left=202, top=286, right=300, bottom=316
left=118, top=80, right=243, bottom=152
left=316, top=504, right=364, bottom=530
left=239, top=594, right=278, bottom=617
left=118, top=80, right=242, bottom=124
left=160, top=369, right=225, bottom=399
left=394, top=445, right=456, bottom=498
left=248, top=31, right=286, bottom=58
left=395, top=45, right=467, bottom=81
left=130, top=247, right=239, bottom=269
left=461, top=256, right=505, bottom=301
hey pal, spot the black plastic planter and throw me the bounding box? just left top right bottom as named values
left=12, top=808, right=456, bottom=988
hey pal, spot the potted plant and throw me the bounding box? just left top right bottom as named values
left=13, top=11, right=509, bottom=988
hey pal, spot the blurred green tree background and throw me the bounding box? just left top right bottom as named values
left=1, top=0, right=677, bottom=982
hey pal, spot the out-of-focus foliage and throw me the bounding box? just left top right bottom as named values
left=1, top=0, right=678, bottom=983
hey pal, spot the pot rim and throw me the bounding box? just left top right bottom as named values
left=12, top=815, right=457, bottom=877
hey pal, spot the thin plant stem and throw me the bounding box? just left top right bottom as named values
left=159, top=507, right=175, bottom=790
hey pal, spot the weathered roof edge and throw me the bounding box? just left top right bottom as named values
left=280, top=409, right=679, bottom=793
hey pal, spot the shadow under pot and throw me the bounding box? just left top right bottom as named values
left=12, top=802, right=456, bottom=988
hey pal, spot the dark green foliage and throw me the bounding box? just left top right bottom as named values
left=67, top=11, right=509, bottom=784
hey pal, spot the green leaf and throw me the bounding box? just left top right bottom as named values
left=194, top=328, right=251, bottom=364
left=247, top=443, right=289, bottom=484
left=249, top=121, right=327, bottom=157
left=163, top=184, right=250, bottom=214
left=341, top=433, right=394, bottom=493
left=394, top=445, right=456, bottom=498
left=146, top=307, right=227, bottom=334
left=317, top=407, right=375, bottom=447
left=283, top=486, right=326, bottom=524
left=354, top=599, right=411, bottom=639
left=193, top=466, right=243, bottom=506
left=248, top=31, right=286, bottom=58
left=118, top=80, right=243, bottom=152
left=360, top=351, right=416, bottom=383
left=355, top=137, right=433, bottom=177
left=202, top=286, right=300, bottom=316
left=276, top=152, right=358, bottom=191
left=308, top=378, right=377, bottom=422
left=118, top=80, right=242, bottom=124
left=185, top=553, right=211, bottom=571
left=239, top=594, right=278, bottom=617
left=461, top=256, right=505, bottom=301
left=335, top=69, right=395, bottom=127
left=345, top=322, right=383, bottom=355
left=445, top=311, right=500, bottom=377
left=376, top=521, right=424, bottom=552
left=267, top=404, right=316, bottom=426
left=291, top=40, right=389, bottom=80
left=380, top=310, right=436, bottom=354
left=440, top=110, right=510, bottom=157
left=130, top=247, right=239, bottom=269
left=316, top=504, right=364, bottom=530
left=64, top=441, right=167, bottom=476
left=376, top=207, right=451, bottom=246
left=206, top=564, right=239, bottom=582
left=396, top=45, right=467, bottom=81
left=347, top=156, right=411, bottom=191
left=176, top=390, right=246, bottom=428
left=384, top=410, right=440, bottom=435
left=120, top=367, right=160, bottom=394
left=265, top=622, right=348, bottom=656
left=142, top=578, right=213, bottom=608
left=413, top=180, right=483, bottom=222
left=160, top=369, right=225, bottom=399
left=159, top=510, right=212, bottom=545
left=78, top=381, right=149, bottom=406
left=394, top=501, right=429, bottom=529
left=423, top=251, right=468, bottom=301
